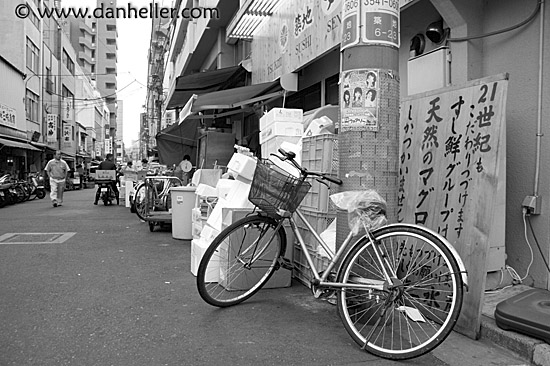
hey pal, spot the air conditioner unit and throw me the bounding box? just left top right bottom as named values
left=407, top=46, right=450, bottom=95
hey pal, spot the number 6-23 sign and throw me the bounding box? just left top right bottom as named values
left=361, top=0, right=400, bottom=48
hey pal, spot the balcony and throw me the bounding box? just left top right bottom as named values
left=79, top=36, right=93, bottom=50
left=78, top=51, right=95, bottom=65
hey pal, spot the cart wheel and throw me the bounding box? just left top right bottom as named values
left=149, top=222, right=155, bottom=232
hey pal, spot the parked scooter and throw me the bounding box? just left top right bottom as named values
left=28, top=172, right=46, bottom=200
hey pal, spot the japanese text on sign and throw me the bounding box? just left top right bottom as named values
left=361, top=0, right=400, bottom=48
left=398, top=74, right=507, bottom=252
left=341, top=0, right=360, bottom=50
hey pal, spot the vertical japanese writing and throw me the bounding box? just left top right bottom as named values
left=398, top=104, right=414, bottom=222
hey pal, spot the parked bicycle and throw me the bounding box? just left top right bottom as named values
left=196, top=148, right=468, bottom=360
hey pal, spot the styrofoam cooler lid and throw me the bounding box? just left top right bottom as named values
left=170, top=186, right=197, bottom=192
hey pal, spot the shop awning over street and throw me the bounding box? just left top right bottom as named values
left=155, top=119, right=201, bottom=166
left=166, top=65, right=246, bottom=110
left=0, top=137, right=41, bottom=151
left=177, top=73, right=298, bottom=123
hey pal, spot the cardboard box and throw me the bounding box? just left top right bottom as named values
left=95, top=170, right=116, bottom=180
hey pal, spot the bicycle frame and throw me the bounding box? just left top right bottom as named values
left=287, top=208, right=386, bottom=292
left=284, top=209, right=468, bottom=290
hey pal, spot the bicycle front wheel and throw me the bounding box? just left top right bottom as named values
left=337, top=224, right=464, bottom=360
left=196, top=214, right=286, bottom=307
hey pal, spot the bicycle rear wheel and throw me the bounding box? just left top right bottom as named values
left=336, top=224, right=464, bottom=360
left=196, top=214, right=286, bottom=307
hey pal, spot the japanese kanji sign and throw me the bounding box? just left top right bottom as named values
left=46, top=114, right=57, bottom=143
left=341, top=0, right=360, bottom=50
left=399, top=73, right=508, bottom=339
left=361, top=0, right=400, bottom=48
left=0, top=104, right=16, bottom=127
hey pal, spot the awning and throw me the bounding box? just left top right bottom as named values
left=191, top=80, right=281, bottom=112
left=166, top=65, right=246, bottom=110
left=155, top=119, right=200, bottom=166
left=0, top=137, right=41, bottom=151
left=29, top=141, right=48, bottom=149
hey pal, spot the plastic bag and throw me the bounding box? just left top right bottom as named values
left=330, top=190, right=388, bottom=235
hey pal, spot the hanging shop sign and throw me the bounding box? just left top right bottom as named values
left=251, top=0, right=342, bottom=83
left=361, top=0, right=400, bottom=48
left=63, top=123, right=72, bottom=149
left=46, top=114, right=58, bottom=143
left=104, top=139, right=112, bottom=154
left=0, top=104, right=16, bottom=128
left=340, top=68, right=380, bottom=132
left=63, top=97, right=74, bottom=121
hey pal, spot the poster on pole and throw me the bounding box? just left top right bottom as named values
left=399, top=73, right=508, bottom=339
left=361, top=0, right=400, bottom=48
left=46, top=114, right=57, bottom=143
left=340, top=68, right=380, bottom=132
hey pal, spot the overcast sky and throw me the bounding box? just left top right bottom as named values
left=61, top=0, right=163, bottom=146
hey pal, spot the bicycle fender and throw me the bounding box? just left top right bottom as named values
left=385, top=223, right=469, bottom=290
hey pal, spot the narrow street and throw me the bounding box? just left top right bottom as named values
left=0, top=188, right=527, bottom=366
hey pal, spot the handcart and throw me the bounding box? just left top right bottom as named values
left=142, top=176, right=183, bottom=232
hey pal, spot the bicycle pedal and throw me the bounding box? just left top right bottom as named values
left=278, top=257, right=294, bottom=270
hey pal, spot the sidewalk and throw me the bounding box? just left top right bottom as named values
left=481, top=284, right=550, bottom=366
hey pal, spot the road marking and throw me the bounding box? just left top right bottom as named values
left=0, top=232, right=76, bottom=244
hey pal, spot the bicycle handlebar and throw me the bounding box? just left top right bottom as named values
left=272, top=148, right=343, bottom=186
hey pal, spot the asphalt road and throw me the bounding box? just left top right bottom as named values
left=0, top=188, right=528, bottom=366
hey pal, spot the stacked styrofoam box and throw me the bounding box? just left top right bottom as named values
left=192, top=184, right=218, bottom=240
left=226, top=153, right=257, bottom=183
left=220, top=207, right=294, bottom=289
left=260, top=108, right=303, bottom=158
left=190, top=237, right=220, bottom=282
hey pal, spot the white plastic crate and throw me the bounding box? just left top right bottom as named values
left=294, top=208, right=336, bottom=251
left=300, top=134, right=339, bottom=212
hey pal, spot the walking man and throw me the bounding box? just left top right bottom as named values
left=45, top=150, right=69, bottom=207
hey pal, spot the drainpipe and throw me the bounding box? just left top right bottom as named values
left=534, top=0, right=545, bottom=198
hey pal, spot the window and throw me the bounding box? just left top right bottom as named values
left=27, top=3, right=40, bottom=29
left=106, top=53, right=116, bottom=60
left=62, top=85, right=74, bottom=99
left=106, top=38, right=116, bottom=46
left=325, top=73, right=340, bottom=106
left=105, top=82, right=116, bottom=89
left=26, top=38, right=39, bottom=73
left=26, top=89, right=39, bottom=122
left=106, top=24, right=116, bottom=32
left=105, top=67, right=116, bottom=75
left=285, top=83, right=321, bottom=112
left=62, top=49, right=75, bottom=75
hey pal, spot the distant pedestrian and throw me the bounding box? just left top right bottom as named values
left=45, top=150, right=69, bottom=207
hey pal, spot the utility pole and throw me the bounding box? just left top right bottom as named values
left=337, top=0, right=401, bottom=244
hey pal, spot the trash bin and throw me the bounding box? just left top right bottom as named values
left=170, top=186, right=196, bottom=240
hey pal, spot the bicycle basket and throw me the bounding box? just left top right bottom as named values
left=248, top=160, right=311, bottom=215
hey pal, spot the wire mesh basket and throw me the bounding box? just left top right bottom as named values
left=248, top=160, right=311, bottom=216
